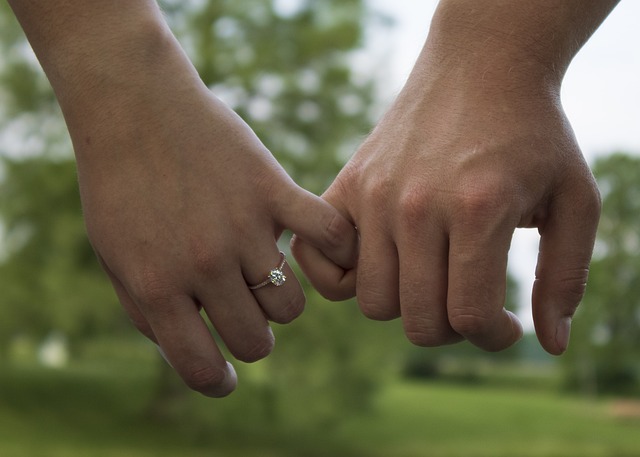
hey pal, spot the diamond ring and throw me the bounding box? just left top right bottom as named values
left=248, top=251, right=287, bottom=290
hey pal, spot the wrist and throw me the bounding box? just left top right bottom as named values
left=11, top=1, right=203, bottom=128
left=407, top=0, right=619, bottom=100
left=416, top=6, right=567, bottom=98
left=48, top=13, right=182, bottom=108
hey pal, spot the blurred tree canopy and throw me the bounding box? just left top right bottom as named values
left=165, top=0, right=377, bottom=193
left=0, top=0, right=406, bottom=431
left=563, top=152, right=640, bottom=397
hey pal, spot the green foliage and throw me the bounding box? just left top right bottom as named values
left=563, top=152, right=640, bottom=396
left=0, top=157, right=122, bottom=348
left=167, top=0, right=375, bottom=193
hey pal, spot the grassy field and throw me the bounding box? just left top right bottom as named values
left=340, top=382, right=640, bottom=457
left=1, top=360, right=638, bottom=457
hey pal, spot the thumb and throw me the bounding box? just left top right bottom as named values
left=273, top=183, right=357, bottom=300
left=532, top=177, right=601, bottom=355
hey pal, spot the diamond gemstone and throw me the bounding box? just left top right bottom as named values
left=268, top=269, right=286, bottom=286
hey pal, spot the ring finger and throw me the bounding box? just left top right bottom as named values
left=243, top=247, right=306, bottom=324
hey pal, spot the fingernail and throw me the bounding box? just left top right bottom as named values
left=212, top=362, right=238, bottom=398
left=226, top=361, right=238, bottom=385
left=556, top=317, right=572, bottom=354
left=504, top=310, right=524, bottom=345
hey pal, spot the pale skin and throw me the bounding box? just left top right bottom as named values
left=7, top=0, right=358, bottom=397
left=293, top=0, right=618, bottom=355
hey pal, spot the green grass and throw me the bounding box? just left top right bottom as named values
left=338, top=381, right=640, bottom=457
left=1, top=360, right=638, bottom=457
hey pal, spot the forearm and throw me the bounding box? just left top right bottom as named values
left=7, top=0, right=203, bottom=149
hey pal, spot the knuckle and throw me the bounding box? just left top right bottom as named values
left=454, top=183, right=505, bottom=219
left=129, top=270, right=176, bottom=308
left=356, top=268, right=399, bottom=320
left=327, top=166, right=358, bottom=205
left=363, top=173, right=395, bottom=211
left=448, top=180, right=519, bottom=239
left=583, top=185, right=602, bottom=221
left=183, top=364, right=227, bottom=394
left=404, top=323, right=445, bottom=347
left=358, top=295, right=399, bottom=321
left=403, top=316, right=462, bottom=347
left=448, top=308, right=492, bottom=338
left=271, top=294, right=305, bottom=324
left=191, top=245, right=226, bottom=279
left=254, top=167, right=281, bottom=207
left=536, top=260, right=590, bottom=311
left=234, top=333, right=275, bottom=363
left=566, top=174, right=602, bottom=224
left=551, top=268, right=589, bottom=309
left=320, top=212, right=349, bottom=251
left=398, top=183, right=432, bottom=226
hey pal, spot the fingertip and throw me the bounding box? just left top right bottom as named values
left=282, top=190, right=358, bottom=270
left=156, top=346, right=238, bottom=398
left=506, top=310, right=524, bottom=344
left=531, top=265, right=584, bottom=356
left=536, top=314, right=572, bottom=356
left=555, top=316, right=572, bottom=355
left=485, top=310, right=524, bottom=352
left=223, top=361, right=238, bottom=394
left=200, top=362, right=238, bottom=398
left=450, top=308, right=523, bottom=352
left=158, top=346, right=238, bottom=395
left=193, top=362, right=238, bottom=398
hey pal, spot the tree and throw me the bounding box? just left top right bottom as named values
left=563, top=152, right=640, bottom=396
left=0, top=158, right=123, bottom=349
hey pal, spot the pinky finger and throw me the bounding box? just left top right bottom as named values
left=290, top=234, right=357, bottom=301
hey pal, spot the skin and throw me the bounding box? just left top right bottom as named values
left=7, top=0, right=358, bottom=397
left=293, top=0, right=619, bottom=355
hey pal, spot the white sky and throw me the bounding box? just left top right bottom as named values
left=365, top=0, right=640, bottom=330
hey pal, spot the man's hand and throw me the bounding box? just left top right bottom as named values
left=293, top=0, right=615, bottom=355
left=294, top=82, right=600, bottom=354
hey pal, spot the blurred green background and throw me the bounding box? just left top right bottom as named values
left=1, top=1, right=639, bottom=456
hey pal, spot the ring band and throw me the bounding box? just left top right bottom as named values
left=248, top=251, right=287, bottom=290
